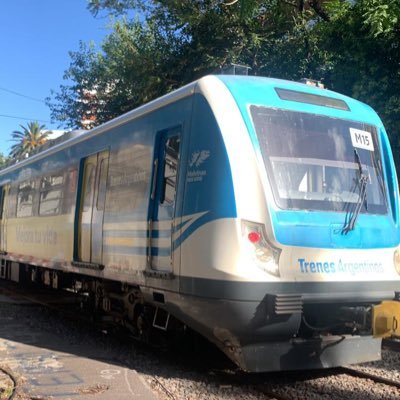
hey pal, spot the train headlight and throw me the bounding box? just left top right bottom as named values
left=241, top=220, right=281, bottom=277
left=394, top=248, right=400, bottom=275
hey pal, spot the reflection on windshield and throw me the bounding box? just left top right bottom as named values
left=250, top=107, right=387, bottom=214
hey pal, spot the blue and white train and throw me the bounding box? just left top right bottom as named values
left=1, top=75, right=400, bottom=372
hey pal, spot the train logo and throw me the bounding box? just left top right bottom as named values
left=189, top=150, right=210, bottom=168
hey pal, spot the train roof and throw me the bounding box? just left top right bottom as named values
left=216, top=75, right=383, bottom=128
left=0, top=75, right=383, bottom=176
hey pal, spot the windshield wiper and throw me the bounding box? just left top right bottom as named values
left=370, top=145, right=386, bottom=201
left=341, top=149, right=369, bottom=235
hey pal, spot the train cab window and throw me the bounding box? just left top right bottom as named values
left=251, top=106, right=387, bottom=214
left=162, top=135, right=180, bottom=205
left=16, top=180, right=36, bottom=218
left=39, top=174, right=64, bottom=216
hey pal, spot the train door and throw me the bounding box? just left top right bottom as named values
left=149, top=127, right=181, bottom=272
left=0, top=184, right=9, bottom=254
left=78, top=150, right=109, bottom=266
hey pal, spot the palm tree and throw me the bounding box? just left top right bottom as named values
left=10, top=122, right=49, bottom=159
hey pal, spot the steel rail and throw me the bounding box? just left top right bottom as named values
left=338, top=366, right=400, bottom=390
left=382, top=338, right=400, bottom=352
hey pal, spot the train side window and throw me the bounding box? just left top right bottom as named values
left=68, top=169, right=78, bottom=193
left=39, top=174, right=64, bottom=216
left=97, top=158, right=109, bottom=211
left=83, top=163, right=95, bottom=212
left=7, top=186, right=17, bottom=218
left=0, top=189, right=3, bottom=220
left=162, top=135, right=180, bottom=205
left=16, top=180, right=36, bottom=218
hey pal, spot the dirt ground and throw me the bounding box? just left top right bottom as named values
left=0, top=368, right=13, bottom=400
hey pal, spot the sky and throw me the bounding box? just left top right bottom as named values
left=0, top=0, right=112, bottom=155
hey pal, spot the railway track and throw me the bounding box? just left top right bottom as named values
left=218, top=357, right=400, bottom=399
left=382, top=338, right=400, bottom=352
left=338, top=366, right=400, bottom=390
left=3, top=280, right=400, bottom=400
left=0, top=281, right=82, bottom=309
left=249, top=365, right=400, bottom=400
left=256, top=386, right=294, bottom=400
left=0, top=281, right=102, bottom=330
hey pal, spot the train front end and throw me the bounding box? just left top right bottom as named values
left=179, top=75, right=400, bottom=372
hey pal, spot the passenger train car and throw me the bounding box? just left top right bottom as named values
left=1, top=75, right=400, bottom=372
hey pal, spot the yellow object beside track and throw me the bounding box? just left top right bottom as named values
left=372, top=300, right=400, bottom=338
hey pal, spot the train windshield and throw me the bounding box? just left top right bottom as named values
left=250, top=106, right=387, bottom=214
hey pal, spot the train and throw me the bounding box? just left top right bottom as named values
left=1, top=74, right=400, bottom=372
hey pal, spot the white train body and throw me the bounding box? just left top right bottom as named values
left=1, top=75, right=400, bottom=371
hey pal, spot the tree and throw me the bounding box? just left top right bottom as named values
left=49, top=1, right=329, bottom=127
left=313, top=0, right=400, bottom=165
left=47, top=17, right=185, bottom=128
left=10, top=122, right=49, bottom=159
left=48, top=0, right=400, bottom=169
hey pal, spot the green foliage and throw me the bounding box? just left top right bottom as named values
left=48, top=0, right=400, bottom=169
left=87, top=0, right=144, bottom=16
left=313, top=0, right=400, bottom=164
left=10, top=122, right=49, bottom=159
left=49, top=0, right=331, bottom=128
left=362, top=0, right=400, bottom=37
left=47, top=17, right=186, bottom=127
